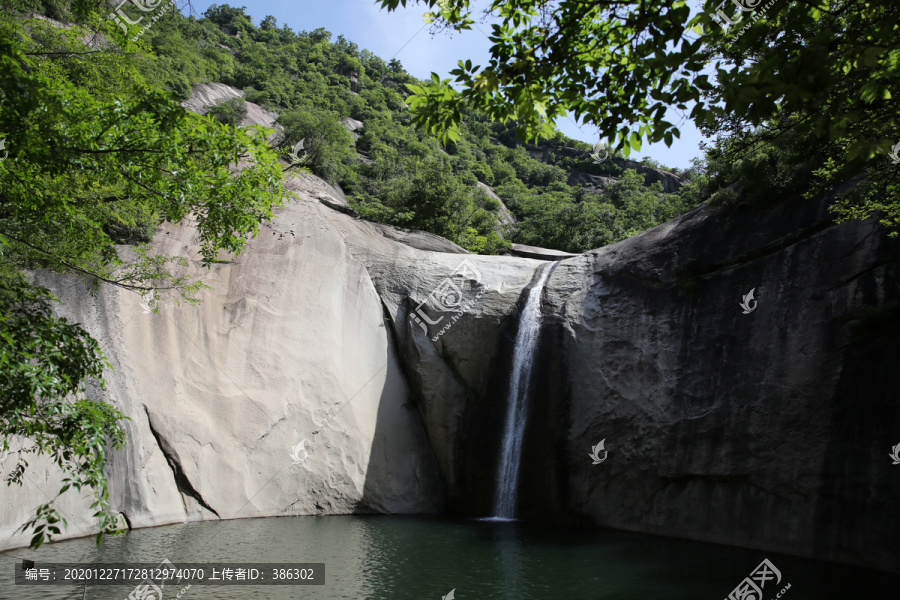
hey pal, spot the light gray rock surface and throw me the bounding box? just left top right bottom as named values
left=180, top=82, right=244, bottom=115
left=536, top=145, right=688, bottom=193
left=620, top=158, right=687, bottom=193
left=476, top=182, right=517, bottom=236
left=566, top=170, right=618, bottom=194
left=181, top=83, right=284, bottom=144
left=341, top=117, right=364, bottom=140
left=0, top=176, right=470, bottom=550
left=0, top=84, right=458, bottom=548
left=510, top=243, right=578, bottom=261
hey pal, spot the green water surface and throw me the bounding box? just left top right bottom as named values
left=1, top=516, right=897, bottom=599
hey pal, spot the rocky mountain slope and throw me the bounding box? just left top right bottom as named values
left=1, top=93, right=897, bottom=575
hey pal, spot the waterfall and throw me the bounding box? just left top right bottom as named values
left=492, top=263, right=555, bottom=519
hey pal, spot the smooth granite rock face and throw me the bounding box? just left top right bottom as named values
left=510, top=243, right=578, bottom=261
left=476, top=182, right=517, bottom=234
left=1, top=85, right=896, bottom=574
left=180, top=82, right=284, bottom=145
left=0, top=181, right=452, bottom=549
left=180, top=82, right=244, bottom=115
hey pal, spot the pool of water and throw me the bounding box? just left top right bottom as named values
left=1, top=516, right=897, bottom=599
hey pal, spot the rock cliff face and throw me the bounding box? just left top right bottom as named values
left=476, top=181, right=517, bottom=235
left=181, top=82, right=284, bottom=145
left=377, top=183, right=900, bottom=574
left=618, top=158, right=687, bottom=193
left=0, top=178, right=452, bottom=548
left=1, top=98, right=897, bottom=574
left=542, top=186, right=899, bottom=572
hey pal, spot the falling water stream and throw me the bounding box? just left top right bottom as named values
left=492, top=263, right=556, bottom=519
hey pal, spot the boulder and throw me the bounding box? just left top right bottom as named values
left=180, top=82, right=244, bottom=115
left=510, top=243, right=578, bottom=261
left=566, top=170, right=618, bottom=194
left=342, top=117, right=364, bottom=134
left=620, top=158, right=687, bottom=193
left=181, top=83, right=284, bottom=145
left=476, top=181, right=517, bottom=236
left=525, top=144, right=687, bottom=193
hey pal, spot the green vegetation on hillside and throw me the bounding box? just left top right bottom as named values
left=105, top=3, right=700, bottom=255
left=385, top=0, right=900, bottom=237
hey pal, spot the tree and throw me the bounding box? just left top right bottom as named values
left=381, top=0, right=898, bottom=154
left=278, top=107, right=354, bottom=182
left=337, top=53, right=363, bottom=77
left=204, top=4, right=252, bottom=29
left=352, top=155, right=506, bottom=253
left=0, top=9, right=284, bottom=548
left=260, top=15, right=278, bottom=30
left=380, top=0, right=900, bottom=233
left=207, top=97, right=248, bottom=127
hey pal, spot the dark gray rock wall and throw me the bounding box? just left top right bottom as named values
left=533, top=185, right=899, bottom=571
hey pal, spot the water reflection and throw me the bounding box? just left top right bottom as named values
left=0, top=516, right=898, bottom=600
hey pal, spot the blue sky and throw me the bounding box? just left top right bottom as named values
left=182, top=0, right=706, bottom=169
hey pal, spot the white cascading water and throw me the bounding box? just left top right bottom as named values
left=492, top=263, right=554, bottom=519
